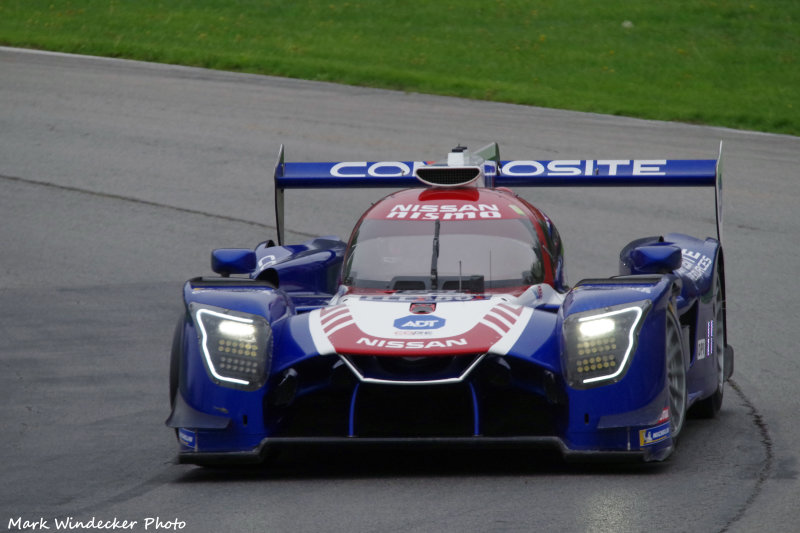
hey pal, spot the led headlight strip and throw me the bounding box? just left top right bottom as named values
left=563, top=300, right=650, bottom=388
left=192, top=305, right=271, bottom=390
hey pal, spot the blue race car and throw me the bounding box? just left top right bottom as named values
left=167, top=143, right=733, bottom=464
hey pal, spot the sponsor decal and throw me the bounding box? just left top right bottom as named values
left=385, top=203, right=502, bottom=220
left=696, top=321, right=714, bottom=360
left=393, top=315, right=446, bottom=330
left=639, top=421, right=671, bottom=447
left=394, top=330, right=435, bottom=337
left=327, top=159, right=670, bottom=179
left=178, top=428, right=197, bottom=450
left=657, top=407, right=670, bottom=424
left=707, top=320, right=714, bottom=359
left=331, top=161, right=417, bottom=178
left=356, top=337, right=467, bottom=349
left=679, top=249, right=713, bottom=282
left=500, top=159, right=667, bottom=177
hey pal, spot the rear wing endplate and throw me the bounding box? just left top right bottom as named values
left=273, top=142, right=724, bottom=245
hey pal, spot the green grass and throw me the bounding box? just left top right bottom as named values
left=1, top=0, right=797, bottom=135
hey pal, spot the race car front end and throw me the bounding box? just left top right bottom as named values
left=168, top=274, right=683, bottom=464
left=555, top=275, right=685, bottom=461
left=166, top=279, right=292, bottom=464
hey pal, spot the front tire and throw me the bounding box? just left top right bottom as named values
left=666, top=309, right=688, bottom=441
left=169, top=316, right=185, bottom=409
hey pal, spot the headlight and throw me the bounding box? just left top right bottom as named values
left=190, top=304, right=272, bottom=390
left=562, top=300, right=650, bottom=389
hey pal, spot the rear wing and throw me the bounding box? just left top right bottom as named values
left=273, top=142, right=724, bottom=245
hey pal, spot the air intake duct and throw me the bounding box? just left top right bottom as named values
left=415, top=166, right=482, bottom=187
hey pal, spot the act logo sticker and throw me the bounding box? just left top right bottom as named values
left=393, top=315, right=446, bottom=330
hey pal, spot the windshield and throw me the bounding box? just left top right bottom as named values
left=343, top=218, right=544, bottom=291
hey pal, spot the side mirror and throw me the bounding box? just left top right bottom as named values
left=211, top=249, right=257, bottom=277
left=630, top=244, right=683, bottom=274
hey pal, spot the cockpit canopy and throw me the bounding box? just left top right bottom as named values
left=342, top=217, right=545, bottom=292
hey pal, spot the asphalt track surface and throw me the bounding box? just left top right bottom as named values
left=1, top=47, right=799, bottom=533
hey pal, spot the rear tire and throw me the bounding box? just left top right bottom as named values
left=690, top=273, right=725, bottom=418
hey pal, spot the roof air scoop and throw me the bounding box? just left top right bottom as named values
left=414, top=145, right=485, bottom=188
